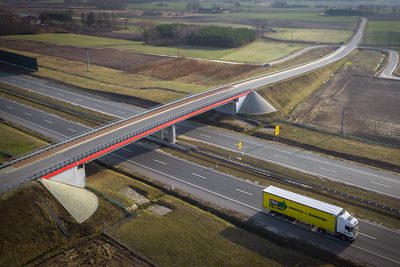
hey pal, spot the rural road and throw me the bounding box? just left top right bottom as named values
left=379, top=49, right=400, bottom=80
left=0, top=97, right=399, bottom=267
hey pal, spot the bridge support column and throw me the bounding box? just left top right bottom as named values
left=154, top=125, right=176, bottom=144
left=50, top=164, right=86, bottom=188
left=167, top=125, right=176, bottom=144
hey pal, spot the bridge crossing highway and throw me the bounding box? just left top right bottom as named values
left=0, top=18, right=370, bottom=187
left=0, top=97, right=399, bottom=267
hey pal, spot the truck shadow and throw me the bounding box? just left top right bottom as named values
left=219, top=211, right=351, bottom=266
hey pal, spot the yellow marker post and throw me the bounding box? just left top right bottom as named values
left=236, top=141, right=244, bottom=158
left=275, top=125, right=280, bottom=136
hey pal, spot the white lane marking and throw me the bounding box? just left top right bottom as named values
left=117, top=110, right=125, bottom=114
left=67, top=128, right=76, bottom=132
left=153, top=159, right=167, bottom=165
left=109, top=153, right=260, bottom=212
left=200, top=133, right=212, bottom=138
left=45, top=120, right=53, bottom=124
left=25, top=112, right=32, bottom=116
left=95, top=104, right=103, bottom=107
left=319, top=167, right=337, bottom=173
left=274, top=154, right=288, bottom=160
left=0, top=111, right=68, bottom=138
left=192, top=173, right=206, bottom=179
left=121, top=148, right=133, bottom=153
left=359, top=233, right=377, bottom=240
left=235, top=188, right=253, bottom=196
left=6, top=106, right=13, bottom=109
left=351, top=244, right=400, bottom=265
left=190, top=126, right=400, bottom=183
left=110, top=153, right=400, bottom=266
left=371, top=181, right=391, bottom=188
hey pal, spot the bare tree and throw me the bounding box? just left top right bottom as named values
left=137, top=21, right=156, bottom=43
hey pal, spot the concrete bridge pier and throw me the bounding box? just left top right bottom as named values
left=154, top=125, right=176, bottom=144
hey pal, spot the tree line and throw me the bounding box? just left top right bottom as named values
left=325, top=5, right=400, bottom=17
left=138, top=23, right=256, bottom=48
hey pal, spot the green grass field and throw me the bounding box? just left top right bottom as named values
left=0, top=123, right=47, bottom=163
left=268, top=28, right=353, bottom=43
left=94, top=166, right=331, bottom=267
left=4, top=33, right=307, bottom=63
left=365, top=20, right=400, bottom=45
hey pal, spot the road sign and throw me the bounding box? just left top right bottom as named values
left=275, top=125, right=280, bottom=136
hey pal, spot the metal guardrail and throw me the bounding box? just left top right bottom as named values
left=191, top=146, right=400, bottom=217
left=6, top=89, right=250, bottom=183
left=0, top=79, right=241, bottom=170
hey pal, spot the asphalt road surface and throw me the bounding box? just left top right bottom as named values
left=1, top=65, right=399, bottom=200
left=0, top=97, right=399, bottom=267
left=379, top=50, right=400, bottom=80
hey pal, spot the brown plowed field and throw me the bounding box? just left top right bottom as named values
left=0, top=39, right=168, bottom=71
left=294, top=50, right=400, bottom=146
left=295, top=75, right=400, bottom=146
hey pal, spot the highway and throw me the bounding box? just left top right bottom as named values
left=2, top=64, right=400, bottom=199
left=0, top=97, right=399, bottom=267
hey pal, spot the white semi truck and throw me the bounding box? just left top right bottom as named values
left=263, top=186, right=359, bottom=241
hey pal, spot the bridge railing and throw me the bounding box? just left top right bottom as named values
left=18, top=89, right=250, bottom=181
left=1, top=83, right=249, bottom=170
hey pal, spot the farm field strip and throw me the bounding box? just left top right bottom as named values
left=2, top=33, right=308, bottom=63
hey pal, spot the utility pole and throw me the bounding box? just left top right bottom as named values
left=340, top=106, right=346, bottom=135
left=290, top=31, right=293, bottom=47
left=86, top=50, right=90, bottom=72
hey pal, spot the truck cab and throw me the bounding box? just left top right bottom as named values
left=337, top=210, right=359, bottom=241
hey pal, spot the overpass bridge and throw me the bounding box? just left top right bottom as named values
left=0, top=86, right=261, bottom=190
left=0, top=18, right=367, bottom=192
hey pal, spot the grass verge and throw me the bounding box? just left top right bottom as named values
left=87, top=163, right=342, bottom=267
left=0, top=122, right=47, bottom=163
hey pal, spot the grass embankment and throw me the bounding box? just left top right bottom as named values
left=0, top=123, right=47, bottom=163
left=0, top=181, right=124, bottom=266
left=86, top=164, right=336, bottom=266
left=267, top=28, right=353, bottom=43
left=255, top=122, right=400, bottom=167
left=257, top=50, right=354, bottom=114
left=3, top=33, right=307, bottom=63
left=365, top=20, right=400, bottom=45
left=166, top=139, right=400, bottom=230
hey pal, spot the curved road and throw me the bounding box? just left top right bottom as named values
left=379, top=49, right=400, bottom=80
left=0, top=97, right=399, bottom=267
